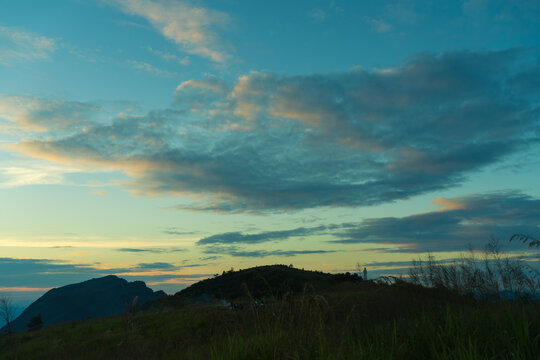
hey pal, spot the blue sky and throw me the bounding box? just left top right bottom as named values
left=1, top=0, right=539, bottom=310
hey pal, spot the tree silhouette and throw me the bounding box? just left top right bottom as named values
left=0, top=296, right=14, bottom=333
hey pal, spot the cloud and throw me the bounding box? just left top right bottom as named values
left=197, top=225, right=345, bottom=245
left=147, top=47, right=190, bottom=65
left=127, top=60, right=178, bottom=77
left=362, top=260, right=415, bottom=268
left=0, top=95, right=101, bottom=133
left=199, top=256, right=220, bottom=261
left=308, top=9, right=327, bottom=22
left=116, top=247, right=186, bottom=253
left=365, top=17, right=393, bottom=33
left=333, top=191, right=540, bottom=252
left=0, top=25, right=56, bottom=65
left=162, top=227, right=197, bottom=236
left=134, top=262, right=178, bottom=270
left=0, top=163, right=78, bottom=188
left=176, top=76, right=228, bottom=94
left=196, top=191, right=540, bottom=254
left=117, top=248, right=154, bottom=252
left=174, top=76, right=228, bottom=110
left=202, top=245, right=336, bottom=258
left=7, top=49, right=540, bottom=212
left=111, top=0, right=231, bottom=62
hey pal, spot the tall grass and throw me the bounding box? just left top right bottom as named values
left=209, top=283, right=539, bottom=359
left=409, top=239, right=540, bottom=300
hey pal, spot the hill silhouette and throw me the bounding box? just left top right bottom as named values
left=3, top=275, right=165, bottom=332
left=172, top=264, right=362, bottom=303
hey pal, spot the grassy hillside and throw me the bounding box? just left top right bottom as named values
left=1, top=267, right=538, bottom=359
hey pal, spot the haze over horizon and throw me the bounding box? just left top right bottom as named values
left=1, top=0, right=539, bottom=311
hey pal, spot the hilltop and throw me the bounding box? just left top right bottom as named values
left=171, top=264, right=362, bottom=303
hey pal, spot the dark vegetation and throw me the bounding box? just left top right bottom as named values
left=0, top=242, right=538, bottom=359
left=26, top=315, right=42, bottom=332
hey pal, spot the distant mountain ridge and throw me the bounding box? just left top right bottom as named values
left=3, top=275, right=165, bottom=332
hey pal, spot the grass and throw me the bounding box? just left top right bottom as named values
left=1, top=280, right=538, bottom=359
left=409, top=239, right=539, bottom=300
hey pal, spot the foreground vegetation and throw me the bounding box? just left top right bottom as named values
left=1, top=279, right=538, bottom=359
left=2, top=238, right=539, bottom=359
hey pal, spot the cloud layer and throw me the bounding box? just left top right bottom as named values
left=195, top=191, right=540, bottom=254
left=334, top=191, right=540, bottom=252
left=6, top=49, right=540, bottom=212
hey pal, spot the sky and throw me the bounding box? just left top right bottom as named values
left=1, top=0, right=540, bottom=311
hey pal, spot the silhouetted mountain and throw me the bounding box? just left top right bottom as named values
left=4, top=275, right=165, bottom=332
left=172, top=265, right=362, bottom=303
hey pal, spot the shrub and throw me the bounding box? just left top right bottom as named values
left=27, top=314, right=43, bottom=331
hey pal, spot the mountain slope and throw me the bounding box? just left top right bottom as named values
left=4, top=275, right=165, bottom=332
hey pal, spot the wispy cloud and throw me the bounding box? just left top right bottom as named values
left=197, top=225, right=347, bottom=245
left=202, top=245, right=336, bottom=258
left=364, top=17, right=392, bottom=33
left=116, top=247, right=186, bottom=253
left=0, top=94, right=100, bottom=133
left=127, top=59, right=178, bottom=77
left=199, top=256, right=220, bottom=261
left=147, top=47, right=189, bottom=65
left=0, top=25, right=56, bottom=65
left=0, top=163, right=78, bottom=188
left=162, top=227, right=197, bottom=236
left=134, top=262, right=178, bottom=270
left=111, top=0, right=232, bottom=63
left=308, top=9, right=327, bottom=22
